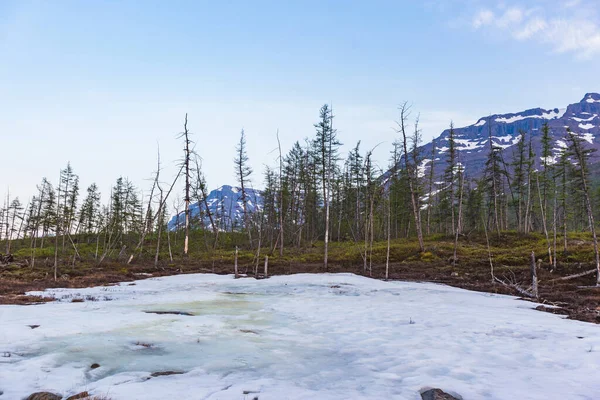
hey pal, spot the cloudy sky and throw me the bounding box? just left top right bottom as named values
left=1, top=0, right=599, bottom=208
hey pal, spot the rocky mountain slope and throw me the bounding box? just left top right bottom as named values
left=418, top=93, right=600, bottom=180
left=170, top=94, right=600, bottom=230
left=168, top=185, right=262, bottom=231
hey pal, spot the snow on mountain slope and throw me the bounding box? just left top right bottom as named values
left=2, top=273, right=599, bottom=399
left=168, top=184, right=263, bottom=231
left=418, top=93, right=600, bottom=180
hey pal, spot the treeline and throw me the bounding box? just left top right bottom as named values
left=1, top=103, right=600, bottom=284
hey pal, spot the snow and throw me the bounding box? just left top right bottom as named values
left=494, top=135, right=511, bottom=142
left=541, top=155, right=558, bottom=165
left=585, top=97, right=600, bottom=103
left=490, top=135, right=521, bottom=150
left=495, top=108, right=565, bottom=124
left=571, top=114, right=597, bottom=122
left=579, top=123, right=596, bottom=130
left=417, top=159, right=431, bottom=178
left=579, top=132, right=595, bottom=144
left=1, top=274, right=600, bottom=400
left=437, top=146, right=449, bottom=154
left=474, top=119, right=486, bottom=127
left=454, top=138, right=485, bottom=151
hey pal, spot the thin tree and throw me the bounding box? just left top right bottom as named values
left=277, top=131, right=284, bottom=256
left=313, top=104, right=340, bottom=270
left=396, top=102, right=424, bottom=251
left=566, top=128, right=600, bottom=285
left=234, top=129, right=253, bottom=246
left=178, top=114, right=192, bottom=256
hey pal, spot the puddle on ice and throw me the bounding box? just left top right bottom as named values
left=5, top=290, right=355, bottom=392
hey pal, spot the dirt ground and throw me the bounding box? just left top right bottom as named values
left=1, top=257, right=599, bottom=324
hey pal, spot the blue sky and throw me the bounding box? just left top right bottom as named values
left=1, top=0, right=599, bottom=207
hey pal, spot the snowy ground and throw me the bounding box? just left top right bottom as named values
left=1, top=274, right=599, bottom=400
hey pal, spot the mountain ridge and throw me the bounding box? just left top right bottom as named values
left=168, top=184, right=263, bottom=231
left=170, top=93, right=600, bottom=230
left=417, top=93, right=600, bottom=180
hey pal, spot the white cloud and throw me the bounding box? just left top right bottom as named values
left=563, top=0, right=581, bottom=9
left=470, top=3, right=600, bottom=58
left=473, top=10, right=494, bottom=28
left=497, top=7, right=524, bottom=28
left=514, top=17, right=547, bottom=39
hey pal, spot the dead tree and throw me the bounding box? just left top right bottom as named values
left=530, top=251, right=538, bottom=298
left=453, top=166, right=465, bottom=268
left=154, top=182, right=164, bottom=268
left=567, top=129, right=600, bottom=285
left=234, top=246, right=239, bottom=278
left=277, top=131, right=284, bottom=257
left=396, top=102, right=424, bottom=252
left=193, top=157, right=218, bottom=248
left=179, top=114, right=192, bottom=257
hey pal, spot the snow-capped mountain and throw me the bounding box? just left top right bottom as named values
left=418, top=93, right=600, bottom=179
left=168, top=185, right=263, bottom=231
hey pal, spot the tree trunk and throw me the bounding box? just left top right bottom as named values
left=397, top=103, right=424, bottom=252
left=264, top=255, right=268, bottom=278
left=183, top=114, right=191, bottom=257
left=234, top=246, right=239, bottom=278
left=536, top=174, right=553, bottom=265
left=530, top=250, right=538, bottom=298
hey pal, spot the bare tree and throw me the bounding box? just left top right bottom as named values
left=566, top=128, right=600, bottom=285
left=277, top=131, right=284, bottom=257
left=178, top=114, right=192, bottom=257
left=453, top=166, right=465, bottom=267
left=396, top=102, right=424, bottom=252
left=193, top=156, right=218, bottom=248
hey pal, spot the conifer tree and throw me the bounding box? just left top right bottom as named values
left=234, top=129, right=253, bottom=246
left=313, top=104, right=340, bottom=269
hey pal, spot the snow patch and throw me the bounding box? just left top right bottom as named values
left=474, top=119, right=486, bottom=127
left=541, top=155, right=558, bottom=165
left=555, top=139, right=568, bottom=149
left=579, top=123, right=596, bottom=130
left=2, top=274, right=599, bottom=400
left=495, top=108, right=565, bottom=124
left=417, top=158, right=432, bottom=178
left=492, top=135, right=521, bottom=150
left=579, top=133, right=595, bottom=144
left=571, top=114, right=597, bottom=123
left=454, top=138, right=485, bottom=151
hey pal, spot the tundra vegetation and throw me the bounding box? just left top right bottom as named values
left=1, top=107, right=600, bottom=322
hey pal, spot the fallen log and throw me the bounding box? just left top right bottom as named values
left=551, top=269, right=596, bottom=282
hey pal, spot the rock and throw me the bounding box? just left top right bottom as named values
left=421, top=388, right=461, bottom=400
left=450, top=272, right=459, bottom=277
left=25, top=393, right=62, bottom=400
left=150, top=371, right=184, bottom=377
left=27, top=325, right=40, bottom=329
left=90, top=363, right=100, bottom=369
left=66, top=392, right=89, bottom=400
left=144, top=310, right=194, bottom=316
